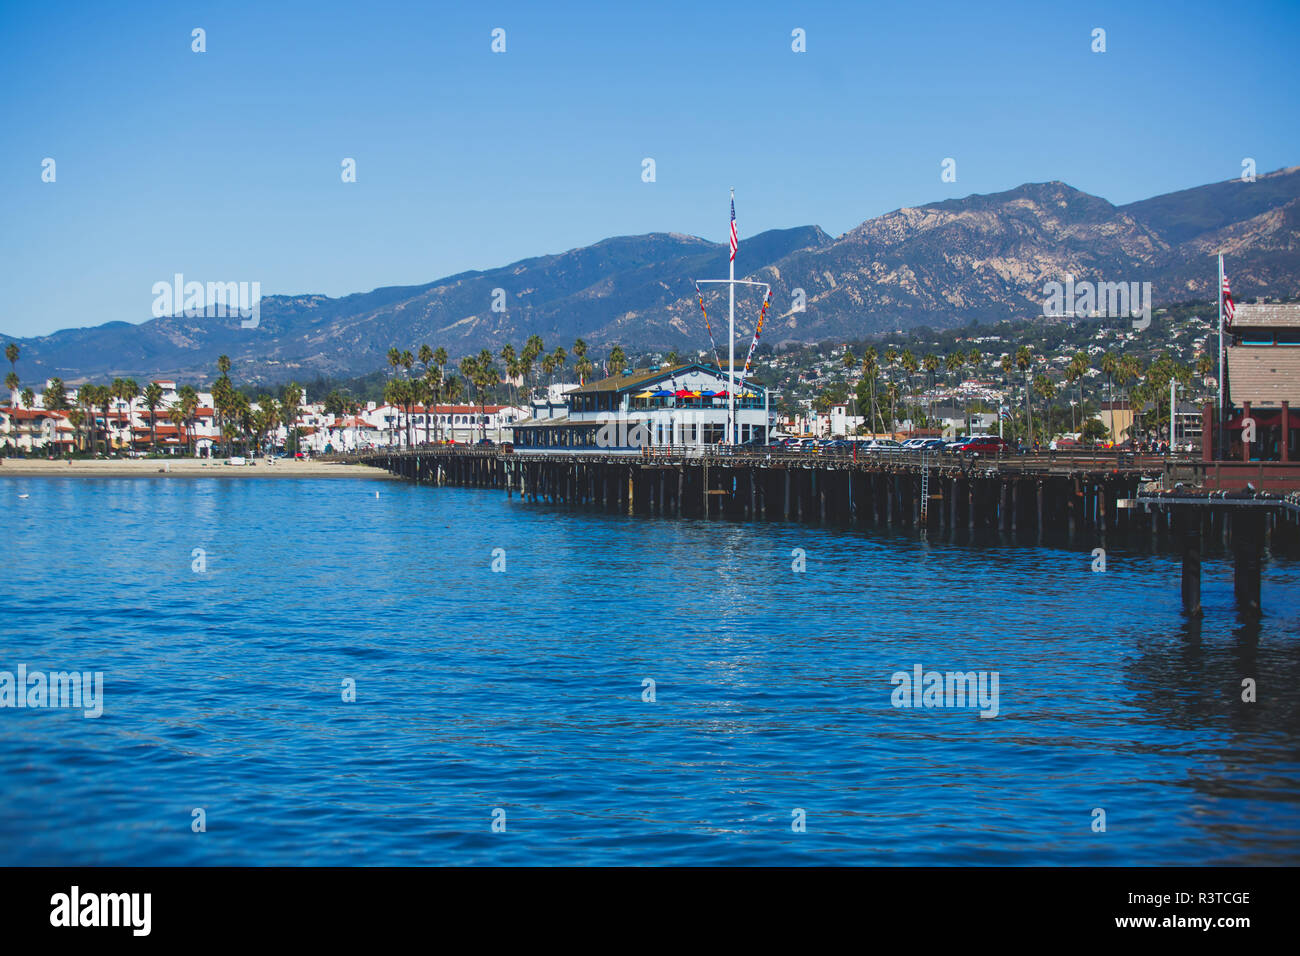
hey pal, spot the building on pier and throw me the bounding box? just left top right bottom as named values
left=513, top=363, right=773, bottom=450
left=1214, top=302, right=1300, bottom=462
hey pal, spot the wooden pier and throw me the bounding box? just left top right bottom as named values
left=336, top=445, right=1299, bottom=613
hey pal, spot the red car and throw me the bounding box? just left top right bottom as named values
left=958, top=435, right=1010, bottom=457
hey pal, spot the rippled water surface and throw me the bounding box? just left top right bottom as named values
left=2, top=475, right=1298, bottom=865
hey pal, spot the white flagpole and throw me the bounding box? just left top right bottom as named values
left=728, top=187, right=736, bottom=445
left=1217, top=253, right=1224, bottom=459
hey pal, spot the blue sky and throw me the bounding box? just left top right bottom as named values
left=2, top=0, right=1298, bottom=337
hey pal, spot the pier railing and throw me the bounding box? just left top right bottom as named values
left=329, top=443, right=1198, bottom=476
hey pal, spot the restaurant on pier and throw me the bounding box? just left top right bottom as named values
left=513, top=363, right=773, bottom=450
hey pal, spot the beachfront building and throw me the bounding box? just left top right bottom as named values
left=357, top=403, right=529, bottom=448
left=0, top=407, right=75, bottom=454
left=513, top=363, right=773, bottom=450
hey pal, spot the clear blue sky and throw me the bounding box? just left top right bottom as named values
left=2, top=0, right=1298, bottom=337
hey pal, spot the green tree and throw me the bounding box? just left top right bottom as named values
left=143, top=382, right=164, bottom=450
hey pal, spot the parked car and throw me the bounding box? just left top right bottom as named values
left=958, top=435, right=1010, bottom=456
left=476, top=438, right=495, bottom=446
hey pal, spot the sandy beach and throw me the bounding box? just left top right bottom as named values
left=0, top=457, right=391, bottom=479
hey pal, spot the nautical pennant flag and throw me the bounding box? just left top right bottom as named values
left=1221, top=271, right=1236, bottom=328
left=729, top=196, right=738, bottom=262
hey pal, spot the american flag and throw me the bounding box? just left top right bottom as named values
left=729, top=196, right=738, bottom=262
left=1222, top=272, right=1235, bottom=328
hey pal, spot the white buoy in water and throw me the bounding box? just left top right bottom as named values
left=375, top=490, right=380, bottom=499
left=18, top=493, right=29, bottom=499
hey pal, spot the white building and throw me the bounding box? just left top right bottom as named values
left=513, top=363, right=773, bottom=450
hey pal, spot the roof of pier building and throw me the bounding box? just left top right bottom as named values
left=1226, top=346, right=1300, bottom=407
left=567, top=363, right=766, bottom=396
left=1230, top=302, right=1300, bottom=329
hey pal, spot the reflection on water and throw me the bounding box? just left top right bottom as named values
left=0, top=476, right=1297, bottom=865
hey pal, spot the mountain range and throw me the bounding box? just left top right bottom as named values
left=7, top=167, right=1299, bottom=386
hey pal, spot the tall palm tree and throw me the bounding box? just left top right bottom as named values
left=76, top=385, right=95, bottom=454
left=114, top=377, right=140, bottom=454
left=608, top=345, right=627, bottom=377
left=280, top=382, right=303, bottom=453
left=1064, top=352, right=1087, bottom=433
left=901, top=350, right=918, bottom=426
left=571, top=339, right=587, bottom=384
left=178, top=385, right=199, bottom=454
left=168, top=405, right=186, bottom=454
left=67, top=408, right=84, bottom=452
left=387, top=378, right=407, bottom=447
left=1195, top=353, right=1214, bottom=403
left=143, top=382, right=164, bottom=450
left=922, top=354, right=940, bottom=426
left=1015, top=346, right=1033, bottom=443
left=4, top=343, right=18, bottom=391
left=1033, top=374, right=1056, bottom=442
left=861, top=347, right=879, bottom=434
left=432, top=347, right=448, bottom=441
left=97, top=385, right=116, bottom=454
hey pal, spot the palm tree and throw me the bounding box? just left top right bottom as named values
left=1033, top=374, right=1056, bottom=442
left=67, top=408, right=84, bottom=452
left=143, top=383, right=164, bottom=450
left=76, top=384, right=96, bottom=454
left=280, top=382, right=303, bottom=453
left=4, top=343, right=18, bottom=390
left=571, top=339, right=587, bottom=384
left=665, top=349, right=681, bottom=366
left=900, top=350, right=918, bottom=426
left=1195, top=353, right=1214, bottom=403
left=608, top=345, right=627, bottom=377
left=1015, top=346, right=1033, bottom=444
left=921, top=353, right=940, bottom=426
left=19, top=387, right=33, bottom=409
left=178, top=385, right=199, bottom=454
left=861, top=347, right=880, bottom=434
left=1065, top=352, right=1087, bottom=433
left=432, top=347, right=448, bottom=441
left=114, top=378, right=140, bottom=453
left=98, top=385, right=116, bottom=454
left=168, top=404, right=186, bottom=454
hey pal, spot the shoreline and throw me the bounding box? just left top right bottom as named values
left=0, top=458, right=392, bottom=479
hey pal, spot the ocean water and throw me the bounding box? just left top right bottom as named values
left=1, top=475, right=1298, bottom=866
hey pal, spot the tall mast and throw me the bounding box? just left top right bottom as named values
left=1217, top=253, right=1224, bottom=459
left=728, top=187, right=736, bottom=444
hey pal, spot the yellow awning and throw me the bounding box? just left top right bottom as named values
left=633, top=391, right=654, bottom=398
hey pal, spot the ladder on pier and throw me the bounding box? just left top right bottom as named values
left=919, top=456, right=930, bottom=523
